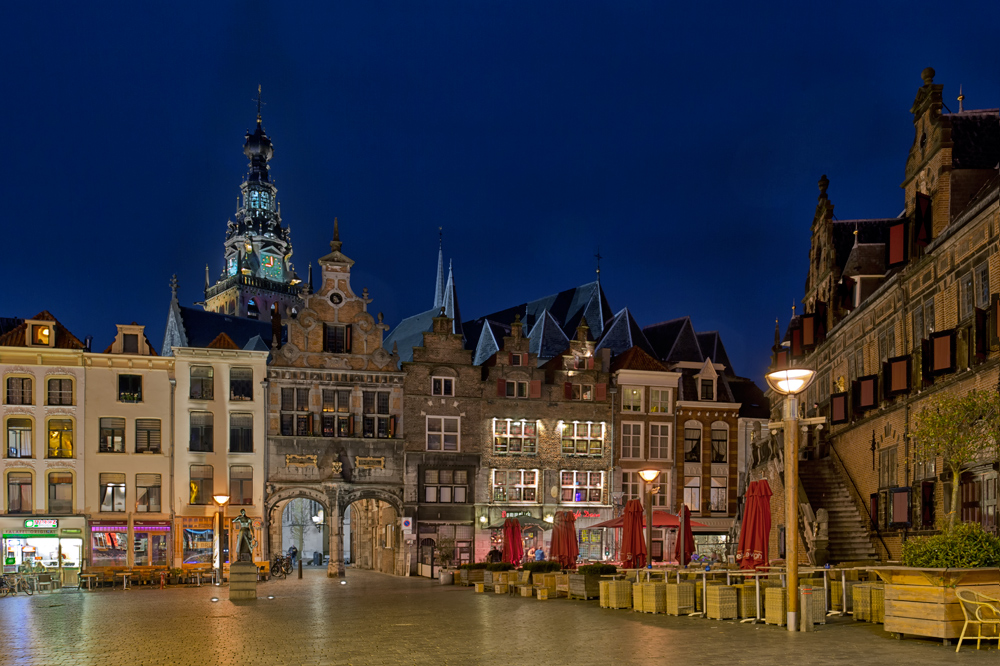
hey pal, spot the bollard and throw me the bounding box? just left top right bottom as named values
left=159, top=571, right=166, bottom=589
left=799, top=586, right=814, bottom=632
left=298, top=557, right=303, bottom=579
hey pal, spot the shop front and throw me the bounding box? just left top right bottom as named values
left=89, top=521, right=128, bottom=568
left=2, top=516, right=85, bottom=586
left=175, top=516, right=214, bottom=567
left=566, top=508, right=612, bottom=561
left=133, top=520, right=171, bottom=567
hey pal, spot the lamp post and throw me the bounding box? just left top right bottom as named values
left=213, top=494, right=230, bottom=585
left=638, top=469, right=660, bottom=569
left=764, top=368, right=816, bottom=632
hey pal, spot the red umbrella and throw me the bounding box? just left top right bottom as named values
left=674, top=505, right=696, bottom=565
left=621, top=499, right=647, bottom=569
left=737, top=480, right=771, bottom=570
left=502, top=518, right=523, bottom=565
left=591, top=510, right=708, bottom=529
left=549, top=511, right=579, bottom=569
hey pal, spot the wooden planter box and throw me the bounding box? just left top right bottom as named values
left=457, top=569, right=469, bottom=586
left=871, top=567, right=1000, bottom=642
left=484, top=570, right=494, bottom=585
left=468, top=569, right=485, bottom=585
left=568, top=574, right=601, bottom=600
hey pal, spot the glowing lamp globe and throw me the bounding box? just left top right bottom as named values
left=638, top=469, right=660, bottom=483
left=213, top=494, right=230, bottom=506
left=765, top=368, right=816, bottom=396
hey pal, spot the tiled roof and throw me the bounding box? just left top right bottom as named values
left=472, top=319, right=509, bottom=366
left=207, top=332, right=240, bottom=349
left=610, top=346, right=668, bottom=373
left=597, top=308, right=657, bottom=359
left=0, top=318, right=24, bottom=337
left=0, top=311, right=85, bottom=349
left=832, top=219, right=894, bottom=274
left=947, top=109, right=1000, bottom=170
left=383, top=264, right=462, bottom=364
left=842, top=242, right=886, bottom=277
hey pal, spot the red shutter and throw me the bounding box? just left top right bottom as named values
left=345, top=325, right=352, bottom=353
left=790, top=328, right=803, bottom=357
left=595, top=383, right=607, bottom=401
left=887, top=220, right=907, bottom=267
left=529, top=380, right=541, bottom=399
left=802, top=315, right=815, bottom=347
left=497, top=378, right=506, bottom=397
left=507, top=352, right=513, bottom=365
left=564, top=382, right=573, bottom=399
left=841, top=277, right=856, bottom=311
left=921, top=338, right=933, bottom=387
left=348, top=415, right=355, bottom=436
left=586, top=357, right=594, bottom=370
left=774, top=349, right=788, bottom=370
left=915, top=193, right=932, bottom=246
left=389, top=415, right=396, bottom=437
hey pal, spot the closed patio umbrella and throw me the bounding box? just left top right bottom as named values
left=737, top=480, right=771, bottom=570
left=674, top=505, right=696, bottom=566
left=621, top=499, right=647, bottom=569
left=549, top=511, right=579, bottom=569
left=501, top=518, right=523, bottom=565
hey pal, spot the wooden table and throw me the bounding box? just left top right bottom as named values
left=115, top=571, right=132, bottom=590
left=79, top=573, right=98, bottom=591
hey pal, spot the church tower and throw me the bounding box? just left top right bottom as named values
left=204, top=91, right=302, bottom=319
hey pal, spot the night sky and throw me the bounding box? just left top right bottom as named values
left=4, top=2, right=999, bottom=382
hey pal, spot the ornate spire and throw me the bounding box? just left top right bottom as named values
left=958, top=84, right=965, bottom=112
left=595, top=248, right=602, bottom=284
left=170, top=274, right=179, bottom=301
left=433, top=228, right=445, bottom=310
left=330, top=217, right=342, bottom=253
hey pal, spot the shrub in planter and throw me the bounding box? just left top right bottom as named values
left=458, top=562, right=488, bottom=570
left=576, top=563, right=618, bottom=576
left=902, top=522, right=1000, bottom=568
left=486, top=562, right=515, bottom=571
left=523, top=560, right=562, bottom=573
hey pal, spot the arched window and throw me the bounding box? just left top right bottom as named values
left=683, top=420, right=702, bottom=463
left=710, top=421, right=729, bottom=463
left=247, top=299, right=260, bottom=319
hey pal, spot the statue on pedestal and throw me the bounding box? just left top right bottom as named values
left=232, top=509, right=257, bottom=562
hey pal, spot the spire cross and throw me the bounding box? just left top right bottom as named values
left=595, top=249, right=603, bottom=278
left=254, top=85, right=266, bottom=124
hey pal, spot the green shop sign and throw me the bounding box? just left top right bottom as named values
left=23, top=519, right=58, bottom=529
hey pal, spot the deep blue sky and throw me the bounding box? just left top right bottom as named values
left=4, top=2, right=999, bottom=382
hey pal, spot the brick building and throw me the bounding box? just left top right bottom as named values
left=753, top=68, right=1000, bottom=564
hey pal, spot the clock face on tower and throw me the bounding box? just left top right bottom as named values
left=330, top=292, right=343, bottom=305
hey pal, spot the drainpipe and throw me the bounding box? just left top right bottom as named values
left=168, top=377, right=176, bottom=566
left=608, top=381, right=618, bottom=561
left=261, top=377, right=270, bottom=561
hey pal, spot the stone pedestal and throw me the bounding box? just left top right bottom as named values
left=229, top=561, right=258, bottom=600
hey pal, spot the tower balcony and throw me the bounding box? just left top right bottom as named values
left=206, top=274, right=302, bottom=300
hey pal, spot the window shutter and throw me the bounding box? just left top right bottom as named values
left=992, top=294, right=1000, bottom=346
left=345, top=325, right=352, bottom=353
left=586, top=356, right=594, bottom=370
left=850, top=380, right=860, bottom=414
left=914, top=193, right=932, bottom=246
left=891, top=487, right=911, bottom=527
left=497, top=378, right=505, bottom=397
left=882, top=362, right=891, bottom=400
left=869, top=493, right=879, bottom=530
left=529, top=380, right=541, bottom=399
left=564, top=382, right=573, bottom=399
left=595, top=383, right=606, bottom=401
left=930, top=330, right=956, bottom=375
left=790, top=327, right=803, bottom=357
left=773, top=349, right=789, bottom=371
left=801, top=314, right=815, bottom=348
left=921, top=481, right=935, bottom=528
left=830, top=392, right=848, bottom=424
left=975, top=307, right=988, bottom=361
left=840, top=277, right=856, bottom=311
left=348, top=415, right=355, bottom=436
left=815, top=301, right=828, bottom=343
left=389, top=415, right=396, bottom=437
left=886, top=219, right=908, bottom=268
left=507, top=352, right=513, bottom=365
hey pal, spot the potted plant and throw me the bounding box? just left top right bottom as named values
left=169, top=568, right=184, bottom=586
left=569, top=563, right=617, bottom=600
left=437, top=537, right=456, bottom=584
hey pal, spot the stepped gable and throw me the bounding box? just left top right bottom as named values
left=0, top=311, right=85, bottom=349
left=526, top=309, right=571, bottom=362
left=597, top=308, right=656, bottom=359
left=609, top=345, right=667, bottom=373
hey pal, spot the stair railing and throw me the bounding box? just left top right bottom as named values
left=827, top=443, right=891, bottom=562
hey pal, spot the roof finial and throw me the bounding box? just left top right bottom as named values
left=433, top=228, right=446, bottom=310
left=170, top=274, right=179, bottom=301
left=958, top=84, right=965, bottom=112
left=205, top=264, right=210, bottom=290
left=791, top=301, right=796, bottom=318
left=853, top=225, right=859, bottom=248
left=255, top=84, right=264, bottom=126
left=333, top=217, right=339, bottom=242
left=773, top=318, right=780, bottom=347
left=595, top=248, right=603, bottom=283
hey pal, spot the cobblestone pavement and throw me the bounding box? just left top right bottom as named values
left=0, top=569, right=998, bottom=665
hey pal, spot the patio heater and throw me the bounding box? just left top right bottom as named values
left=638, top=469, right=660, bottom=569
left=764, top=367, right=815, bottom=631
left=213, top=494, right=230, bottom=585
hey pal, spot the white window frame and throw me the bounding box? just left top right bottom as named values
left=571, top=384, right=594, bottom=401
left=649, top=422, right=671, bottom=460
left=492, top=418, right=538, bottom=455
left=620, top=422, right=642, bottom=459
left=710, top=477, right=727, bottom=513
left=684, top=476, right=701, bottom=513
left=560, top=470, right=604, bottom=504
left=426, top=416, right=460, bottom=452
left=649, top=388, right=671, bottom=414
left=560, top=421, right=605, bottom=456
left=491, top=469, right=538, bottom=503
left=424, top=469, right=469, bottom=504
left=710, top=422, right=729, bottom=464
left=505, top=380, right=529, bottom=399
left=621, top=471, right=640, bottom=502
left=431, top=376, right=455, bottom=397
left=975, top=261, right=990, bottom=310
left=621, top=387, right=642, bottom=412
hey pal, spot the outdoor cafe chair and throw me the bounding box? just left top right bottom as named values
left=955, top=587, right=1000, bottom=652
left=35, top=574, right=54, bottom=593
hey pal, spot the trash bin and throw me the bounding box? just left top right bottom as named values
left=312, top=552, right=323, bottom=566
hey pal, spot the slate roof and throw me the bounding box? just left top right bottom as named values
left=842, top=242, right=887, bottom=277
left=527, top=309, right=571, bottom=362
left=643, top=317, right=704, bottom=364
left=176, top=306, right=273, bottom=350
left=596, top=308, right=657, bottom=359
left=0, top=311, right=85, bottom=349
left=696, top=331, right=733, bottom=372
left=728, top=376, right=770, bottom=419
left=471, top=319, right=510, bottom=366
left=383, top=263, right=462, bottom=364
left=609, top=346, right=668, bottom=373
left=678, top=369, right=735, bottom=403
left=947, top=109, right=1000, bottom=170
left=463, top=280, right=612, bottom=344
left=0, top=318, right=24, bottom=337
left=832, top=219, right=894, bottom=274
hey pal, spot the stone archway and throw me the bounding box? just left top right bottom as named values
left=265, top=486, right=332, bottom=571
left=338, top=488, right=404, bottom=577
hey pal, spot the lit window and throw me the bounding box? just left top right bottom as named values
left=492, top=419, right=538, bottom=454
left=99, top=473, right=126, bottom=512
left=622, top=387, right=642, bottom=412
left=560, top=471, right=603, bottom=503
left=649, top=389, right=671, bottom=413
left=561, top=421, right=604, bottom=456
left=189, top=465, right=213, bottom=505
left=571, top=384, right=594, bottom=401
left=99, top=418, right=125, bottom=453
left=31, top=324, right=50, bottom=346
left=491, top=469, right=536, bottom=502
left=684, top=477, right=701, bottom=513
left=47, top=419, right=73, bottom=458
left=136, top=474, right=161, bottom=512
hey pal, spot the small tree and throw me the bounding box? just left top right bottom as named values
left=911, top=389, right=1000, bottom=529
left=436, top=537, right=455, bottom=568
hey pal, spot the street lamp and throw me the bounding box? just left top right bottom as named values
left=764, top=366, right=815, bottom=632
left=213, top=494, right=230, bottom=585
left=312, top=509, right=325, bottom=533
left=638, top=469, right=660, bottom=569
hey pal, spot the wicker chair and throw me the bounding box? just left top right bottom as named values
left=956, top=587, right=1000, bottom=652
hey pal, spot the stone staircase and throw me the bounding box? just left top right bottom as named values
left=799, top=458, right=878, bottom=563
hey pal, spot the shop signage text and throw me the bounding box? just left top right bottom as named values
left=572, top=511, right=601, bottom=519
left=24, top=519, right=58, bottom=529
left=501, top=511, right=531, bottom=518
left=355, top=456, right=385, bottom=469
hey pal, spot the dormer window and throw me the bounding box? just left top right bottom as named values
left=26, top=321, right=56, bottom=347
left=700, top=380, right=714, bottom=401
left=123, top=334, right=139, bottom=354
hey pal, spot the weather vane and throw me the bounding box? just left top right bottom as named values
left=255, top=84, right=266, bottom=122
left=595, top=249, right=603, bottom=279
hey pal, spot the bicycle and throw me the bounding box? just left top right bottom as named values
left=0, top=575, right=32, bottom=596
left=270, top=555, right=292, bottom=578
